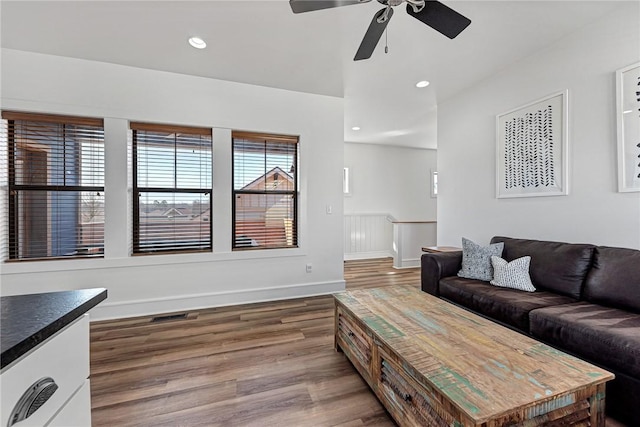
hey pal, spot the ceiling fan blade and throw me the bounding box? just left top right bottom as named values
left=406, top=1, right=471, bottom=39
left=289, top=0, right=366, bottom=14
left=354, top=7, right=393, bottom=61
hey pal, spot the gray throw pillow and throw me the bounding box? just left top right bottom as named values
left=457, top=238, right=504, bottom=281
left=490, top=256, right=536, bottom=292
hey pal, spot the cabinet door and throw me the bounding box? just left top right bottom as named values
left=1, top=315, right=89, bottom=427
left=48, top=380, right=91, bottom=427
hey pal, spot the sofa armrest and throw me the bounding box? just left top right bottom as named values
left=421, top=252, right=462, bottom=296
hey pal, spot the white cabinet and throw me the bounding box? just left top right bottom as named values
left=0, top=315, right=91, bottom=427
left=48, top=381, right=92, bottom=427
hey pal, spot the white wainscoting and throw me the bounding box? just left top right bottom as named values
left=344, top=214, right=437, bottom=268
left=344, top=213, right=394, bottom=260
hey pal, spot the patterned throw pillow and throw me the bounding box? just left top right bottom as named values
left=457, top=238, right=504, bottom=281
left=490, top=256, right=536, bottom=292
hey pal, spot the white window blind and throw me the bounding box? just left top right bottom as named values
left=132, top=122, right=212, bottom=254
left=232, top=131, right=298, bottom=250
left=4, top=111, right=105, bottom=260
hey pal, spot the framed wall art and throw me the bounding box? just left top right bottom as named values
left=616, top=62, right=640, bottom=192
left=496, top=90, right=568, bottom=198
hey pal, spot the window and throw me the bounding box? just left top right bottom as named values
left=232, top=132, right=298, bottom=250
left=431, top=171, right=438, bottom=198
left=343, top=167, right=350, bottom=195
left=4, top=111, right=105, bottom=260
left=131, top=122, right=212, bottom=254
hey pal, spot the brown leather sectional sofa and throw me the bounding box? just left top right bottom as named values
left=421, top=236, right=640, bottom=425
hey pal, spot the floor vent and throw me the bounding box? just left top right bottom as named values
left=151, top=313, right=188, bottom=322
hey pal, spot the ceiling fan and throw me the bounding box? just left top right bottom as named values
left=289, top=0, right=471, bottom=61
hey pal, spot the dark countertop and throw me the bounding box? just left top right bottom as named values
left=1, top=288, right=107, bottom=370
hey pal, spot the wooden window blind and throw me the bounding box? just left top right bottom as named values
left=3, top=111, right=105, bottom=260
left=232, top=131, right=298, bottom=250
left=131, top=122, right=212, bottom=254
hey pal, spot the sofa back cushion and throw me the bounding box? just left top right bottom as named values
left=490, top=236, right=594, bottom=299
left=584, top=246, right=640, bottom=313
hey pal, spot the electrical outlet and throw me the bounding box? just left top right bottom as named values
left=306, top=263, right=312, bottom=273
left=326, top=205, right=332, bottom=214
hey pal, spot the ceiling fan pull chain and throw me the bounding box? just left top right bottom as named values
left=385, top=27, right=389, bottom=54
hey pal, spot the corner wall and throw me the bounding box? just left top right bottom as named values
left=0, top=49, right=345, bottom=319
left=438, top=3, right=640, bottom=249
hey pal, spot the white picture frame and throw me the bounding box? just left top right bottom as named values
left=616, top=62, right=640, bottom=192
left=496, top=90, right=569, bottom=198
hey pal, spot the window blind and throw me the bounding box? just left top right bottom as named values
left=0, top=119, right=9, bottom=262
left=232, top=131, right=298, bottom=250
left=131, top=122, right=212, bottom=254
left=3, top=111, right=105, bottom=260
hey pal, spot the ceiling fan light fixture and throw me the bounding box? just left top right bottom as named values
left=416, top=80, right=430, bottom=88
left=289, top=0, right=471, bottom=61
left=352, top=126, right=361, bottom=131
left=188, top=36, right=207, bottom=49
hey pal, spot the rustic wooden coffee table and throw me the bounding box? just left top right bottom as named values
left=334, top=286, right=614, bottom=426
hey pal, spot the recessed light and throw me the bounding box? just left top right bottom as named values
left=416, top=80, right=430, bottom=88
left=352, top=126, right=361, bottom=131
left=188, top=37, right=207, bottom=49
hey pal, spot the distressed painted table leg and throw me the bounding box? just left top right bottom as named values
left=589, top=383, right=607, bottom=426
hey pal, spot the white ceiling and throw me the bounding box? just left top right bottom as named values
left=0, top=1, right=624, bottom=149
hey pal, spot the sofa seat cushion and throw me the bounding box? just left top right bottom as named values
left=439, top=276, right=576, bottom=332
left=530, top=302, right=640, bottom=379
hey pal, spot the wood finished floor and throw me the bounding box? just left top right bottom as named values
left=90, top=258, right=627, bottom=427
left=90, top=258, right=416, bottom=426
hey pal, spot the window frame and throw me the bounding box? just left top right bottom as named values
left=131, top=122, right=213, bottom=255
left=231, top=131, right=299, bottom=251
left=4, top=111, right=105, bottom=261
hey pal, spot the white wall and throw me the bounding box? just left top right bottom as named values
left=344, top=142, right=437, bottom=220
left=0, top=49, right=345, bottom=319
left=392, top=222, right=437, bottom=268
left=343, top=142, right=437, bottom=263
left=438, top=3, right=640, bottom=249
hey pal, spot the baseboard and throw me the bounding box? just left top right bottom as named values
left=89, top=279, right=346, bottom=321
left=344, top=251, right=393, bottom=261
left=393, top=258, right=420, bottom=269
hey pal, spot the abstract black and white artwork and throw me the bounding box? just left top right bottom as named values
left=496, top=91, right=568, bottom=198
left=616, top=62, right=640, bottom=192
